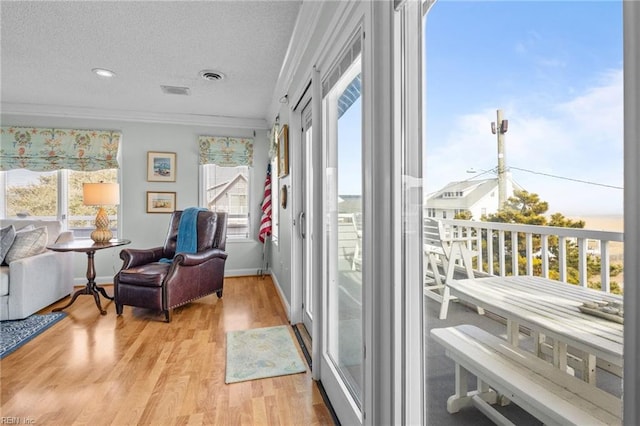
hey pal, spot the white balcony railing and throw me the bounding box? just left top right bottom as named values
left=427, top=218, right=624, bottom=294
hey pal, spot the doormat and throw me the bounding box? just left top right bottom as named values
left=225, top=325, right=306, bottom=384
left=1, top=312, right=66, bottom=359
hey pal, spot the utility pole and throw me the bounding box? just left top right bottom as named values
left=491, top=109, right=508, bottom=209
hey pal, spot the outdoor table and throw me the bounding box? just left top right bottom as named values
left=448, top=275, right=623, bottom=385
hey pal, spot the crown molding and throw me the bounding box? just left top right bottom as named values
left=267, top=0, right=324, bottom=122
left=267, top=1, right=363, bottom=123
left=1, top=102, right=269, bottom=130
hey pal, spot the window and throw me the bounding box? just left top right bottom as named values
left=427, top=208, right=436, bottom=217
left=442, top=191, right=463, bottom=198
left=67, top=170, right=118, bottom=238
left=4, top=169, right=58, bottom=219
left=454, top=208, right=468, bottom=217
left=2, top=168, right=119, bottom=238
left=424, top=1, right=628, bottom=423
left=200, top=164, right=251, bottom=239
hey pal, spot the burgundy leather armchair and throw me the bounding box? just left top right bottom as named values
left=114, top=210, right=227, bottom=322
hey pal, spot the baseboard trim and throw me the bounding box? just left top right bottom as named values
left=270, top=272, right=291, bottom=321
left=225, top=268, right=266, bottom=277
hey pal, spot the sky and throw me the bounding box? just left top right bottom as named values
left=338, top=96, right=362, bottom=196
left=424, top=0, right=623, bottom=216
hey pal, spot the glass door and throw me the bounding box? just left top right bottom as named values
left=301, top=100, right=314, bottom=337
left=321, top=35, right=363, bottom=423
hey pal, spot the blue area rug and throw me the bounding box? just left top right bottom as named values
left=226, top=325, right=306, bottom=384
left=1, top=312, right=66, bottom=359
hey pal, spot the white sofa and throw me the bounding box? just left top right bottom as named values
left=0, top=219, right=74, bottom=321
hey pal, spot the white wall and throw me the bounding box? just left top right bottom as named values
left=1, top=113, right=270, bottom=283
left=469, top=193, right=497, bottom=219
left=269, top=174, right=293, bottom=303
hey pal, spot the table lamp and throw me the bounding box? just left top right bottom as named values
left=83, top=182, right=119, bottom=243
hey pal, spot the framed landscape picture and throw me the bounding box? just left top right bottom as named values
left=147, top=151, right=176, bottom=182
left=147, top=191, right=176, bottom=213
left=278, top=124, right=289, bottom=177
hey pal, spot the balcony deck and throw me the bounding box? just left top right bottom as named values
left=334, top=214, right=624, bottom=423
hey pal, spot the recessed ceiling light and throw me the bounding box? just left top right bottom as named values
left=92, top=68, right=116, bottom=78
left=199, top=70, right=225, bottom=81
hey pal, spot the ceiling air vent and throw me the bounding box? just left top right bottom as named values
left=160, top=85, right=191, bottom=95
left=199, top=70, right=225, bottom=81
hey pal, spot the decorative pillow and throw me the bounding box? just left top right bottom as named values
left=0, top=225, right=16, bottom=265
left=4, top=226, right=48, bottom=264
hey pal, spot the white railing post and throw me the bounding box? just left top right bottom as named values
left=578, top=238, right=588, bottom=288
left=498, top=231, right=506, bottom=276
left=487, top=229, right=494, bottom=276
left=541, top=235, right=549, bottom=278
left=601, top=241, right=611, bottom=293
left=559, top=236, right=567, bottom=283
left=511, top=231, right=519, bottom=276
left=475, top=229, right=483, bottom=272
left=525, top=233, right=533, bottom=276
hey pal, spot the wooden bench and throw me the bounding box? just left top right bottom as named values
left=430, top=325, right=622, bottom=426
left=423, top=218, right=481, bottom=319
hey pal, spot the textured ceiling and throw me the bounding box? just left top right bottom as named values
left=0, top=1, right=302, bottom=124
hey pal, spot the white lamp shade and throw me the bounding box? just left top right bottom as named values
left=83, top=182, right=120, bottom=206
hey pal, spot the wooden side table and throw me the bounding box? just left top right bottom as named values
left=47, top=239, right=131, bottom=315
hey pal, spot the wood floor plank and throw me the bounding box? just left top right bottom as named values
left=1, top=276, right=333, bottom=425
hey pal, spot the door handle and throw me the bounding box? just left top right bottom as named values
left=298, top=211, right=306, bottom=239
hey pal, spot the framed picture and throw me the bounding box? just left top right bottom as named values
left=278, top=124, right=289, bottom=177
left=147, top=191, right=176, bottom=213
left=147, top=151, right=177, bottom=182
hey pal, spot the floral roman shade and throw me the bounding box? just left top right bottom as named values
left=0, top=126, right=120, bottom=171
left=198, top=136, right=254, bottom=167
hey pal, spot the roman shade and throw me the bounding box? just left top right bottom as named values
left=198, top=136, right=254, bottom=167
left=0, top=126, right=120, bottom=171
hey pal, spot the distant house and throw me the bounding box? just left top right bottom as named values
left=425, top=176, right=523, bottom=220
left=207, top=172, right=249, bottom=237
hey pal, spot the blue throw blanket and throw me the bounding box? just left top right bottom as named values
left=159, top=207, right=208, bottom=263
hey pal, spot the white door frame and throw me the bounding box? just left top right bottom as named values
left=623, top=1, right=640, bottom=424
left=290, top=87, right=315, bottom=334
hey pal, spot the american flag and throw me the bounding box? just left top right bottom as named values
left=258, top=164, right=272, bottom=243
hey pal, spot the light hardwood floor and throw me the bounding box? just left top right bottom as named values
left=1, top=276, right=333, bottom=425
